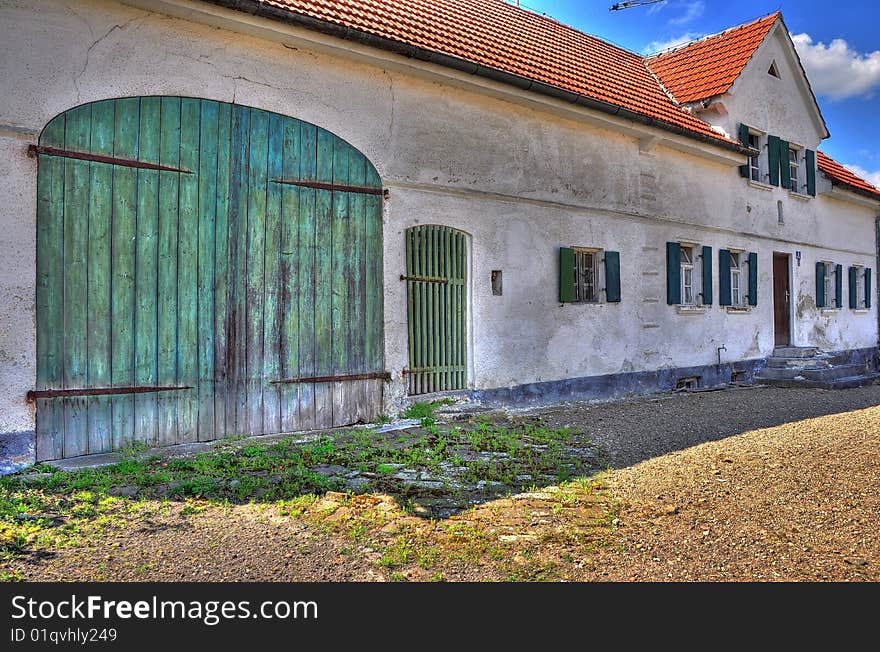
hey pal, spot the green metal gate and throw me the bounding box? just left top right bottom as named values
left=404, top=225, right=467, bottom=395
left=33, top=97, right=385, bottom=460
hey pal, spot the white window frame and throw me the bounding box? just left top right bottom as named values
left=730, top=251, right=744, bottom=307
left=824, top=260, right=836, bottom=309
left=856, top=266, right=867, bottom=310
left=680, top=244, right=697, bottom=306
left=747, top=132, right=762, bottom=183
left=789, top=147, right=800, bottom=193
left=573, top=247, right=602, bottom=303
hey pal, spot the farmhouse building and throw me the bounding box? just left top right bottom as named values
left=1, top=0, right=878, bottom=471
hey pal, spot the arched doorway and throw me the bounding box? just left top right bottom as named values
left=33, top=97, right=385, bottom=460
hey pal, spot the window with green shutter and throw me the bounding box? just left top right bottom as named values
left=560, top=246, right=619, bottom=304
left=866, top=268, right=872, bottom=309
left=666, top=242, right=681, bottom=305
left=747, top=252, right=758, bottom=306
left=816, top=261, right=827, bottom=308
left=835, top=264, right=843, bottom=308
left=701, top=246, right=713, bottom=305
left=849, top=266, right=859, bottom=309
left=767, top=135, right=781, bottom=187
left=805, top=149, right=817, bottom=196
left=719, top=249, right=732, bottom=306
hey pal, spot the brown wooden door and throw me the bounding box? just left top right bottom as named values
left=773, top=253, right=791, bottom=346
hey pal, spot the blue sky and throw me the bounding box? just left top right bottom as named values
left=515, top=0, right=880, bottom=187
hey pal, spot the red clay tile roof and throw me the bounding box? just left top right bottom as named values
left=647, top=13, right=780, bottom=104
left=232, top=0, right=739, bottom=148
left=817, top=151, right=880, bottom=199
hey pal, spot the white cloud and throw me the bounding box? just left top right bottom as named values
left=645, top=32, right=700, bottom=55
left=791, top=33, right=880, bottom=100
left=668, top=0, right=705, bottom=26
left=843, top=163, right=880, bottom=189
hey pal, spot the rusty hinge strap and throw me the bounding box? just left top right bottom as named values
left=270, top=178, right=383, bottom=195
left=270, top=371, right=391, bottom=385
left=27, top=385, right=193, bottom=402
left=28, top=145, right=193, bottom=174
left=399, top=275, right=449, bottom=284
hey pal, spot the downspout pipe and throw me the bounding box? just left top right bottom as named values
left=204, top=0, right=752, bottom=157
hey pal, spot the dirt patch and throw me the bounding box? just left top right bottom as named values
left=3, top=385, right=879, bottom=582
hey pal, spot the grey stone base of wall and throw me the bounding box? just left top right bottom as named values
left=2, top=347, right=877, bottom=473
left=0, top=430, right=35, bottom=475
left=469, top=346, right=880, bottom=409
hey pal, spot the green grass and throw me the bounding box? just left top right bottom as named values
left=399, top=398, right=455, bottom=420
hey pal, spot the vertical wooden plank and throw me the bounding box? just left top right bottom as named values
left=458, top=233, right=467, bottom=389
left=156, top=96, right=181, bottom=447
left=442, top=227, right=450, bottom=391
left=296, top=123, right=317, bottom=430
left=279, top=117, right=301, bottom=432
left=35, top=116, right=66, bottom=461
left=197, top=100, right=219, bottom=441
left=213, top=102, right=232, bottom=439
left=245, top=108, right=269, bottom=435
left=415, top=227, right=424, bottom=394
left=405, top=229, right=415, bottom=397
left=262, top=112, right=284, bottom=434
left=364, top=165, right=383, bottom=409
left=313, top=128, right=334, bottom=427
left=348, top=153, right=368, bottom=421
left=330, top=139, right=350, bottom=427
left=226, top=106, right=250, bottom=435
left=133, top=97, right=160, bottom=448
left=86, top=100, right=114, bottom=454
left=110, top=98, right=139, bottom=450
left=61, top=103, right=92, bottom=458
left=176, top=97, right=200, bottom=443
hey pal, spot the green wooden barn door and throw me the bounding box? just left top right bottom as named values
left=34, top=97, right=384, bottom=460
left=404, top=225, right=467, bottom=395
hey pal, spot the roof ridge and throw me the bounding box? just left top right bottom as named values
left=645, top=11, right=780, bottom=59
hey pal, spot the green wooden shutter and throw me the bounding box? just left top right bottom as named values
left=559, top=247, right=576, bottom=303
left=816, top=261, right=826, bottom=308
left=739, top=124, right=751, bottom=179
left=835, top=264, right=843, bottom=308
left=767, top=135, right=781, bottom=187
left=604, top=250, right=621, bottom=303
left=748, top=252, right=758, bottom=306
left=779, top=139, right=791, bottom=190
left=718, top=249, right=732, bottom=306
left=805, top=149, right=817, bottom=196
left=701, top=246, right=713, bottom=305
left=866, top=268, right=872, bottom=309
left=666, top=242, right=681, bottom=305
left=849, top=266, right=859, bottom=309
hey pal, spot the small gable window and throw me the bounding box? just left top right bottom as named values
left=768, top=61, right=780, bottom=78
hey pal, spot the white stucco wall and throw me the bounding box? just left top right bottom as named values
left=0, top=0, right=876, bottom=448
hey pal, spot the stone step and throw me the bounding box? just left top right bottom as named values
left=755, top=367, right=808, bottom=381
left=767, top=357, right=830, bottom=369
left=772, top=346, right=820, bottom=358
left=800, top=363, right=868, bottom=381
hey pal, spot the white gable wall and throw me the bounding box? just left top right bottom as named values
left=0, top=0, right=876, bottom=463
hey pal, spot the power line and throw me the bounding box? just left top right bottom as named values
left=610, top=0, right=666, bottom=11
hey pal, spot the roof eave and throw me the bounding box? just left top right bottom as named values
left=826, top=180, right=880, bottom=204
left=200, top=0, right=749, bottom=156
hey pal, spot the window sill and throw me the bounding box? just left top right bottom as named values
left=820, top=308, right=842, bottom=315
left=852, top=309, right=870, bottom=314
left=677, top=305, right=708, bottom=315
left=725, top=306, right=751, bottom=314
left=748, top=179, right=774, bottom=192
left=789, top=190, right=811, bottom=201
